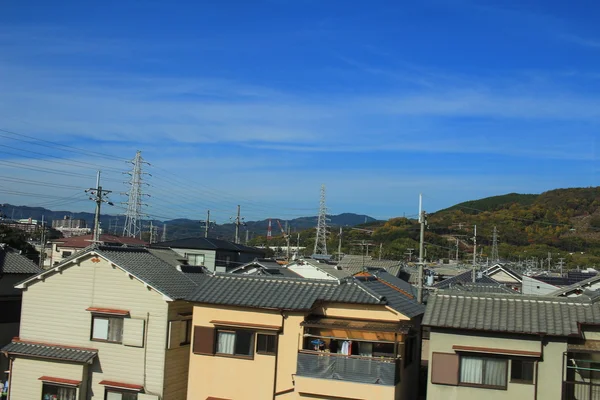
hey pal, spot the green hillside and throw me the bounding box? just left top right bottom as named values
left=250, top=187, right=600, bottom=268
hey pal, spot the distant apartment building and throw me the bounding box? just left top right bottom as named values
left=0, top=218, right=41, bottom=234
left=52, top=216, right=91, bottom=238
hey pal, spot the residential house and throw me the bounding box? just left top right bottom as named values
left=423, top=291, right=600, bottom=400
left=432, top=269, right=504, bottom=291
left=521, top=275, right=560, bottom=295
left=0, top=245, right=42, bottom=377
left=337, top=255, right=405, bottom=277
left=286, top=259, right=351, bottom=281
left=49, top=234, right=147, bottom=267
left=482, top=264, right=523, bottom=291
left=548, top=273, right=600, bottom=297
left=152, top=237, right=265, bottom=272
left=229, top=258, right=301, bottom=278
left=1, top=245, right=205, bottom=400
left=185, top=270, right=425, bottom=400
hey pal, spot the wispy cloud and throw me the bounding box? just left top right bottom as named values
left=561, top=34, right=600, bottom=49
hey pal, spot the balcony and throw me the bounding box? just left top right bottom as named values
left=296, top=351, right=399, bottom=386
left=562, top=381, right=600, bottom=400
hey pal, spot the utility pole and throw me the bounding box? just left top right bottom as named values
left=491, top=226, right=499, bottom=263
left=405, top=248, right=414, bottom=262
left=456, top=238, right=460, bottom=262
left=558, top=258, right=565, bottom=275
left=149, top=221, right=154, bottom=244
left=418, top=194, right=427, bottom=304
left=87, top=171, right=113, bottom=243
left=232, top=205, right=244, bottom=244
left=204, top=210, right=212, bottom=238
left=296, top=233, right=300, bottom=258
left=39, top=215, right=45, bottom=269
left=337, top=227, right=343, bottom=260
left=162, top=223, right=167, bottom=242
left=379, top=242, right=383, bottom=261
left=285, top=223, right=291, bottom=260
left=246, top=230, right=250, bottom=245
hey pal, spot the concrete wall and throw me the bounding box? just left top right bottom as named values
left=427, top=330, right=566, bottom=400
left=18, top=255, right=170, bottom=399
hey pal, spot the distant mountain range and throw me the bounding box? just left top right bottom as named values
left=0, top=204, right=376, bottom=241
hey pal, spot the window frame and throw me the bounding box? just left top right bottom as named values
left=256, top=333, right=278, bottom=355
left=458, top=355, right=508, bottom=390
left=180, top=319, right=192, bottom=346
left=90, top=314, right=125, bottom=344
left=215, top=328, right=255, bottom=359
left=103, top=387, right=139, bottom=400
left=41, top=382, right=78, bottom=400
left=510, top=359, right=536, bottom=385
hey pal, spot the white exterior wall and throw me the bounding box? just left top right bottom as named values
left=522, top=276, right=558, bottom=295
left=10, top=358, right=87, bottom=400
left=287, top=264, right=337, bottom=280
left=18, top=256, right=170, bottom=399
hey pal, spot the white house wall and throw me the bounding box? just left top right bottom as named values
left=522, top=276, right=558, bottom=295
left=287, top=263, right=337, bottom=280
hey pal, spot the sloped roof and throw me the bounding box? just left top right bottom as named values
left=433, top=269, right=499, bottom=289
left=152, top=237, right=264, bottom=254
left=229, top=259, right=301, bottom=278
left=355, top=271, right=425, bottom=318
left=18, top=246, right=205, bottom=300
left=483, top=264, right=523, bottom=282
left=187, top=274, right=384, bottom=311
left=1, top=339, right=97, bottom=363
left=548, top=274, right=600, bottom=297
left=0, top=245, right=42, bottom=274
left=338, top=255, right=403, bottom=276
left=443, top=282, right=518, bottom=294
left=423, top=292, right=600, bottom=337
left=53, top=234, right=147, bottom=248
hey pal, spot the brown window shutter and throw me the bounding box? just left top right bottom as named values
left=431, top=352, right=459, bottom=386
left=193, top=326, right=215, bottom=355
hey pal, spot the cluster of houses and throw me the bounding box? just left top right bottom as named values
left=1, top=235, right=600, bottom=400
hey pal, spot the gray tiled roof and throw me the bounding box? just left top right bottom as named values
left=355, top=271, right=425, bottom=318
left=93, top=246, right=204, bottom=299
left=0, top=246, right=42, bottom=274
left=442, top=282, right=518, bottom=294
left=423, top=292, right=600, bottom=337
left=338, top=255, right=403, bottom=277
left=304, top=260, right=352, bottom=279
left=548, top=274, right=600, bottom=297
left=433, top=269, right=498, bottom=289
left=1, top=340, right=97, bottom=363
left=187, top=274, right=384, bottom=311
left=21, top=246, right=205, bottom=300
left=152, top=237, right=264, bottom=254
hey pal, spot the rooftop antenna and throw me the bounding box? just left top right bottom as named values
left=313, top=184, right=329, bottom=255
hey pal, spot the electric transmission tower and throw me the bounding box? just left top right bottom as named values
left=491, top=226, right=500, bottom=263
left=313, top=184, right=329, bottom=255
left=122, top=151, right=150, bottom=238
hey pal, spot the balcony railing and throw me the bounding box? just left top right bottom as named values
left=563, top=381, right=600, bottom=400
left=296, top=351, right=399, bottom=386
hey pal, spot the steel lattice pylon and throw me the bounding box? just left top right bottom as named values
left=313, top=184, right=329, bottom=255
left=123, top=151, right=148, bottom=238
left=491, top=226, right=500, bottom=263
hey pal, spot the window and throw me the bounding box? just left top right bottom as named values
left=256, top=333, right=277, bottom=355
left=180, top=319, right=192, bottom=345
left=62, top=251, right=72, bottom=258
left=91, top=316, right=124, bottom=343
left=511, top=360, right=535, bottom=384
left=186, top=253, right=205, bottom=266
left=216, top=329, right=254, bottom=357
left=405, top=337, right=416, bottom=367
left=105, top=389, right=138, bottom=400
left=460, top=356, right=507, bottom=389
left=41, top=383, right=76, bottom=400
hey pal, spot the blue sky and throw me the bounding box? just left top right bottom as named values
left=0, top=0, right=599, bottom=222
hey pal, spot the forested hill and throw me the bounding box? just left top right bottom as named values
left=251, top=187, right=600, bottom=268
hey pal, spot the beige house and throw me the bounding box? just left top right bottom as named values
left=423, top=291, right=600, bottom=400
left=49, top=234, right=147, bottom=267
left=1, top=245, right=205, bottom=400
left=185, top=270, right=425, bottom=400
